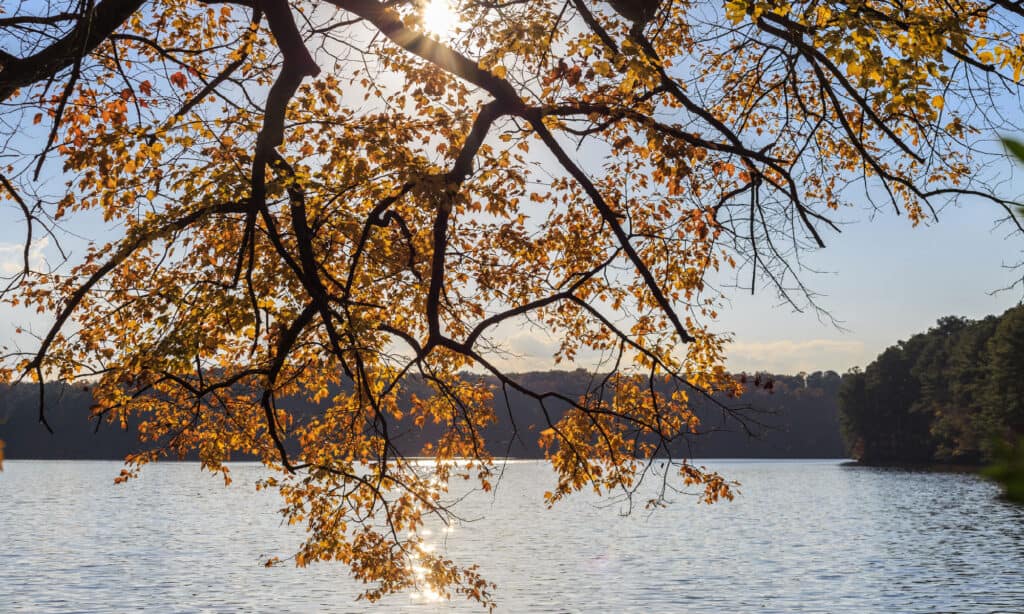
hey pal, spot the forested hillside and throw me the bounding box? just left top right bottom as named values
left=839, top=306, right=1024, bottom=465
left=1, top=371, right=845, bottom=460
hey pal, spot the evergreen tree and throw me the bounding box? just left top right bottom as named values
left=838, top=306, right=1024, bottom=466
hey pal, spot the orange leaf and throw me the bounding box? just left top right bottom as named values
left=170, top=72, right=188, bottom=89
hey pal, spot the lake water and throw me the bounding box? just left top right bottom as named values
left=1, top=459, right=1022, bottom=613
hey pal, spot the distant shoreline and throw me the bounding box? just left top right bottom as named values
left=841, top=460, right=982, bottom=473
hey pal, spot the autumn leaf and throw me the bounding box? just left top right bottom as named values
left=169, top=72, right=187, bottom=89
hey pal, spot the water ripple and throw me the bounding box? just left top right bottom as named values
left=1, top=460, right=1022, bottom=612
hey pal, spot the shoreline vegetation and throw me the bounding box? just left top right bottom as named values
left=7, top=299, right=1024, bottom=504
left=1, top=369, right=845, bottom=461
left=841, top=460, right=984, bottom=473
left=838, top=305, right=1024, bottom=501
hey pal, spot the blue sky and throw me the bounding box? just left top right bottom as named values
left=715, top=195, right=1022, bottom=374
left=481, top=194, right=1024, bottom=375
left=9, top=185, right=1012, bottom=376
left=1, top=7, right=1022, bottom=377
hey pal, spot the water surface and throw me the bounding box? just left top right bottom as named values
left=1, top=459, right=1022, bottom=612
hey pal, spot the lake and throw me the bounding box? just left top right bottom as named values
left=1, top=459, right=1022, bottom=612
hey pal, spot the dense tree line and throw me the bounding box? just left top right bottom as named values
left=1, top=370, right=845, bottom=460
left=839, top=306, right=1024, bottom=465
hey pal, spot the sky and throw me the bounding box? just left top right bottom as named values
left=1, top=5, right=1023, bottom=377
left=6, top=180, right=1017, bottom=376
left=468, top=192, right=1024, bottom=375
left=715, top=197, right=1023, bottom=374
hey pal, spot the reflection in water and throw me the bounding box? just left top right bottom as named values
left=404, top=465, right=453, bottom=602
left=1, top=459, right=1023, bottom=613
left=409, top=549, right=443, bottom=604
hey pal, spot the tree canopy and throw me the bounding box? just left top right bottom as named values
left=839, top=306, right=1024, bottom=465
left=2, top=0, right=1024, bottom=605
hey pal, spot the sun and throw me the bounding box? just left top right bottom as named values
left=421, top=0, right=459, bottom=37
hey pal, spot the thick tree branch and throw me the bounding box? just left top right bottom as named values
left=0, top=0, right=145, bottom=102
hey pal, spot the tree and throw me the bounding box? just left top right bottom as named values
left=981, top=306, right=1024, bottom=440
left=856, top=342, right=935, bottom=462
left=838, top=366, right=868, bottom=458
left=837, top=308, right=1024, bottom=467
left=936, top=315, right=999, bottom=458
left=2, top=0, right=1023, bottom=605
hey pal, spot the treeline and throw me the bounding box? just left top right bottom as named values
left=1, top=370, right=846, bottom=460
left=839, top=305, right=1024, bottom=465
left=0, top=383, right=140, bottom=459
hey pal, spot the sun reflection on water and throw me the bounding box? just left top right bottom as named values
left=401, top=460, right=482, bottom=603
left=408, top=544, right=447, bottom=603
left=410, top=587, right=444, bottom=602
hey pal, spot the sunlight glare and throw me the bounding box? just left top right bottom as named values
left=421, top=0, right=459, bottom=37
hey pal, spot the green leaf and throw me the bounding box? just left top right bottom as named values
left=1001, top=137, right=1024, bottom=163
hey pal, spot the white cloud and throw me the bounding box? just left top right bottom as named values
left=477, top=329, right=558, bottom=373
left=473, top=326, right=618, bottom=374
left=726, top=338, right=867, bottom=375
left=505, top=330, right=557, bottom=357
left=0, top=237, right=48, bottom=274
left=471, top=323, right=867, bottom=376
